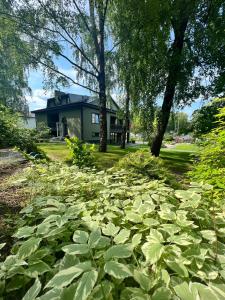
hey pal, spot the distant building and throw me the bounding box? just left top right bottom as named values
left=18, top=112, right=36, bottom=129
left=31, top=91, right=123, bottom=143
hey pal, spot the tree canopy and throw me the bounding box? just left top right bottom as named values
left=110, top=0, right=225, bottom=155
left=0, top=0, right=30, bottom=111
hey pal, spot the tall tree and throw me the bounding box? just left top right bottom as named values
left=111, top=0, right=225, bottom=156
left=0, top=0, right=30, bottom=112
left=2, top=0, right=112, bottom=152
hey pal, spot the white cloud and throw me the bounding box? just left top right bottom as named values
left=26, top=89, right=53, bottom=110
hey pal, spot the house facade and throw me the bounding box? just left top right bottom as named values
left=31, top=91, right=123, bottom=143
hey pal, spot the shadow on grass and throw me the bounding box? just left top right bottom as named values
left=160, top=149, right=196, bottom=174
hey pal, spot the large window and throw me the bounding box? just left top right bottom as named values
left=92, top=113, right=100, bottom=124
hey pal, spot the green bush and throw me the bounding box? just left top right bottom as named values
left=189, top=104, right=225, bottom=202
left=114, top=150, right=175, bottom=185
left=0, top=105, right=47, bottom=159
left=65, top=136, right=95, bottom=168
left=0, top=163, right=224, bottom=299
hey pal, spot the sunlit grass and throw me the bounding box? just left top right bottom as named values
left=38, top=142, right=198, bottom=174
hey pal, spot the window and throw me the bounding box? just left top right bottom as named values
left=92, top=132, right=100, bottom=137
left=92, top=113, right=100, bottom=124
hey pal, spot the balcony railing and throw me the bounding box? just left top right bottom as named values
left=110, top=124, right=123, bottom=132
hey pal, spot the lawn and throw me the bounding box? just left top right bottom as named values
left=39, top=142, right=198, bottom=174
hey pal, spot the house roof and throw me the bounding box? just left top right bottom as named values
left=31, top=100, right=117, bottom=114
left=31, top=91, right=119, bottom=114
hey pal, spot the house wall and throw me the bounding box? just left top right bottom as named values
left=36, top=113, right=48, bottom=128
left=83, top=107, right=100, bottom=141
left=83, top=107, right=117, bottom=141
left=59, top=109, right=81, bottom=139
left=18, top=117, right=36, bottom=129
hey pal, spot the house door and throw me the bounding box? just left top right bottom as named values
left=62, top=117, right=68, bottom=137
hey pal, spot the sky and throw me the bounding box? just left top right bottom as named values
left=27, top=68, right=204, bottom=118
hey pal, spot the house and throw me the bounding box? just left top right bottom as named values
left=31, top=91, right=123, bottom=143
left=18, top=112, right=36, bottom=129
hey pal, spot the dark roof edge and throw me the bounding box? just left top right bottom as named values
left=31, top=101, right=117, bottom=114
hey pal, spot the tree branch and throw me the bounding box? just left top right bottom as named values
left=36, top=0, right=99, bottom=73
left=37, top=59, right=99, bottom=94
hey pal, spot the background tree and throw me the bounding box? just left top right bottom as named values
left=167, top=111, right=191, bottom=135
left=2, top=0, right=113, bottom=152
left=111, top=0, right=225, bottom=156
left=0, top=0, right=30, bottom=112
left=191, top=98, right=225, bottom=136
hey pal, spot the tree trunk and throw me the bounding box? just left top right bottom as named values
left=99, top=74, right=107, bottom=152
left=121, top=83, right=130, bottom=149
left=96, top=0, right=107, bottom=152
left=151, top=3, right=191, bottom=157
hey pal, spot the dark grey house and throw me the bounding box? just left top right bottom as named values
left=31, top=91, right=123, bottom=143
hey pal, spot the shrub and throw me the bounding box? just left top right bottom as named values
left=0, top=163, right=224, bottom=299
left=114, top=150, right=174, bottom=185
left=65, top=136, right=95, bottom=168
left=35, top=122, right=51, bottom=140
left=189, top=104, right=225, bottom=202
left=0, top=105, right=47, bottom=159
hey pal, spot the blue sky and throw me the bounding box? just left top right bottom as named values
left=27, top=68, right=203, bottom=118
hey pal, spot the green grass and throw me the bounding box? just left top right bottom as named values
left=38, top=142, right=198, bottom=174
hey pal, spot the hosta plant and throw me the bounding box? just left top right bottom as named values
left=0, top=163, right=225, bottom=299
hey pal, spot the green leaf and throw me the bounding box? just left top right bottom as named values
left=174, top=282, right=196, bottom=300
left=160, top=224, right=180, bottom=235
left=102, top=223, right=120, bottom=236
left=13, top=226, right=36, bottom=239
left=73, top=230, right=89, bottom=244
left=88, top=229, right=101, bottom=248
left=90, top=280, right=113, bottom=300
left=114, top=229, right=130, bottom=244
left=18, top=238, right=42, bottom=260
left=62, top=244, right=89, bottom=255
left=126, top=212, right=142, bottom=223
left=60, top=283, right=78, bottom=300
left=133, top=270, right=152, bottom=292
left=191, top=283, right=218, bottom=300
left=105, top=244, right=132, bottom=260
left=37, top=288, right=61, bottom=300
left=26, top=261, right=51, bottom=277
left=165, top=261, right=189, bottom=278
left=59, top=254, right=79, bottom=270
left=132, top=233, right=142, bottom=248
left=22, top=278, right=41, bottom=300
left=147, top=229, right=164, bottom=243
left=74, top=270, right=98, bottom=300
left=152, top=287, right=172, bottom=300
left=141, top=242, right=164, bottom=264
left=0, top=243, right=6, bottom=251
left=201, top=230, right=217, bottom=242
left=143, top=218, right=159, bottom=227
left=168, top=234, right=192, bottom=246
left=161, top=269, right=170, bottom=287
left=45, top=261, right=92, bottom=289
left=104, top=261, right=132, bottom=279
left=94, top=236, right=111, bottom=249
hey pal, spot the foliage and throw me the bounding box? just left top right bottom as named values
left=1, top=162, right=225, bottom=299
left=167, top=112, right=191, bottom=135
left=114, top=150, right=177, bottom=187
left=65, top=137, right=95, bottom=168
left=191, top=98, right=225, bottom=137
left=0, top=0, right=30, bottom=111
left=190, top=104, right=225, bottom=202
left=35, top=123, right=51, bottom=140
left=111, top=0, right=225, bottom=156
left=0, top=105, right=47, bottom=158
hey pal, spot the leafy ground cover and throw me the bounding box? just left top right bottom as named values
left=0, top=163, right=224, bottom=299
left=38, top=142, right=197, bottom=174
